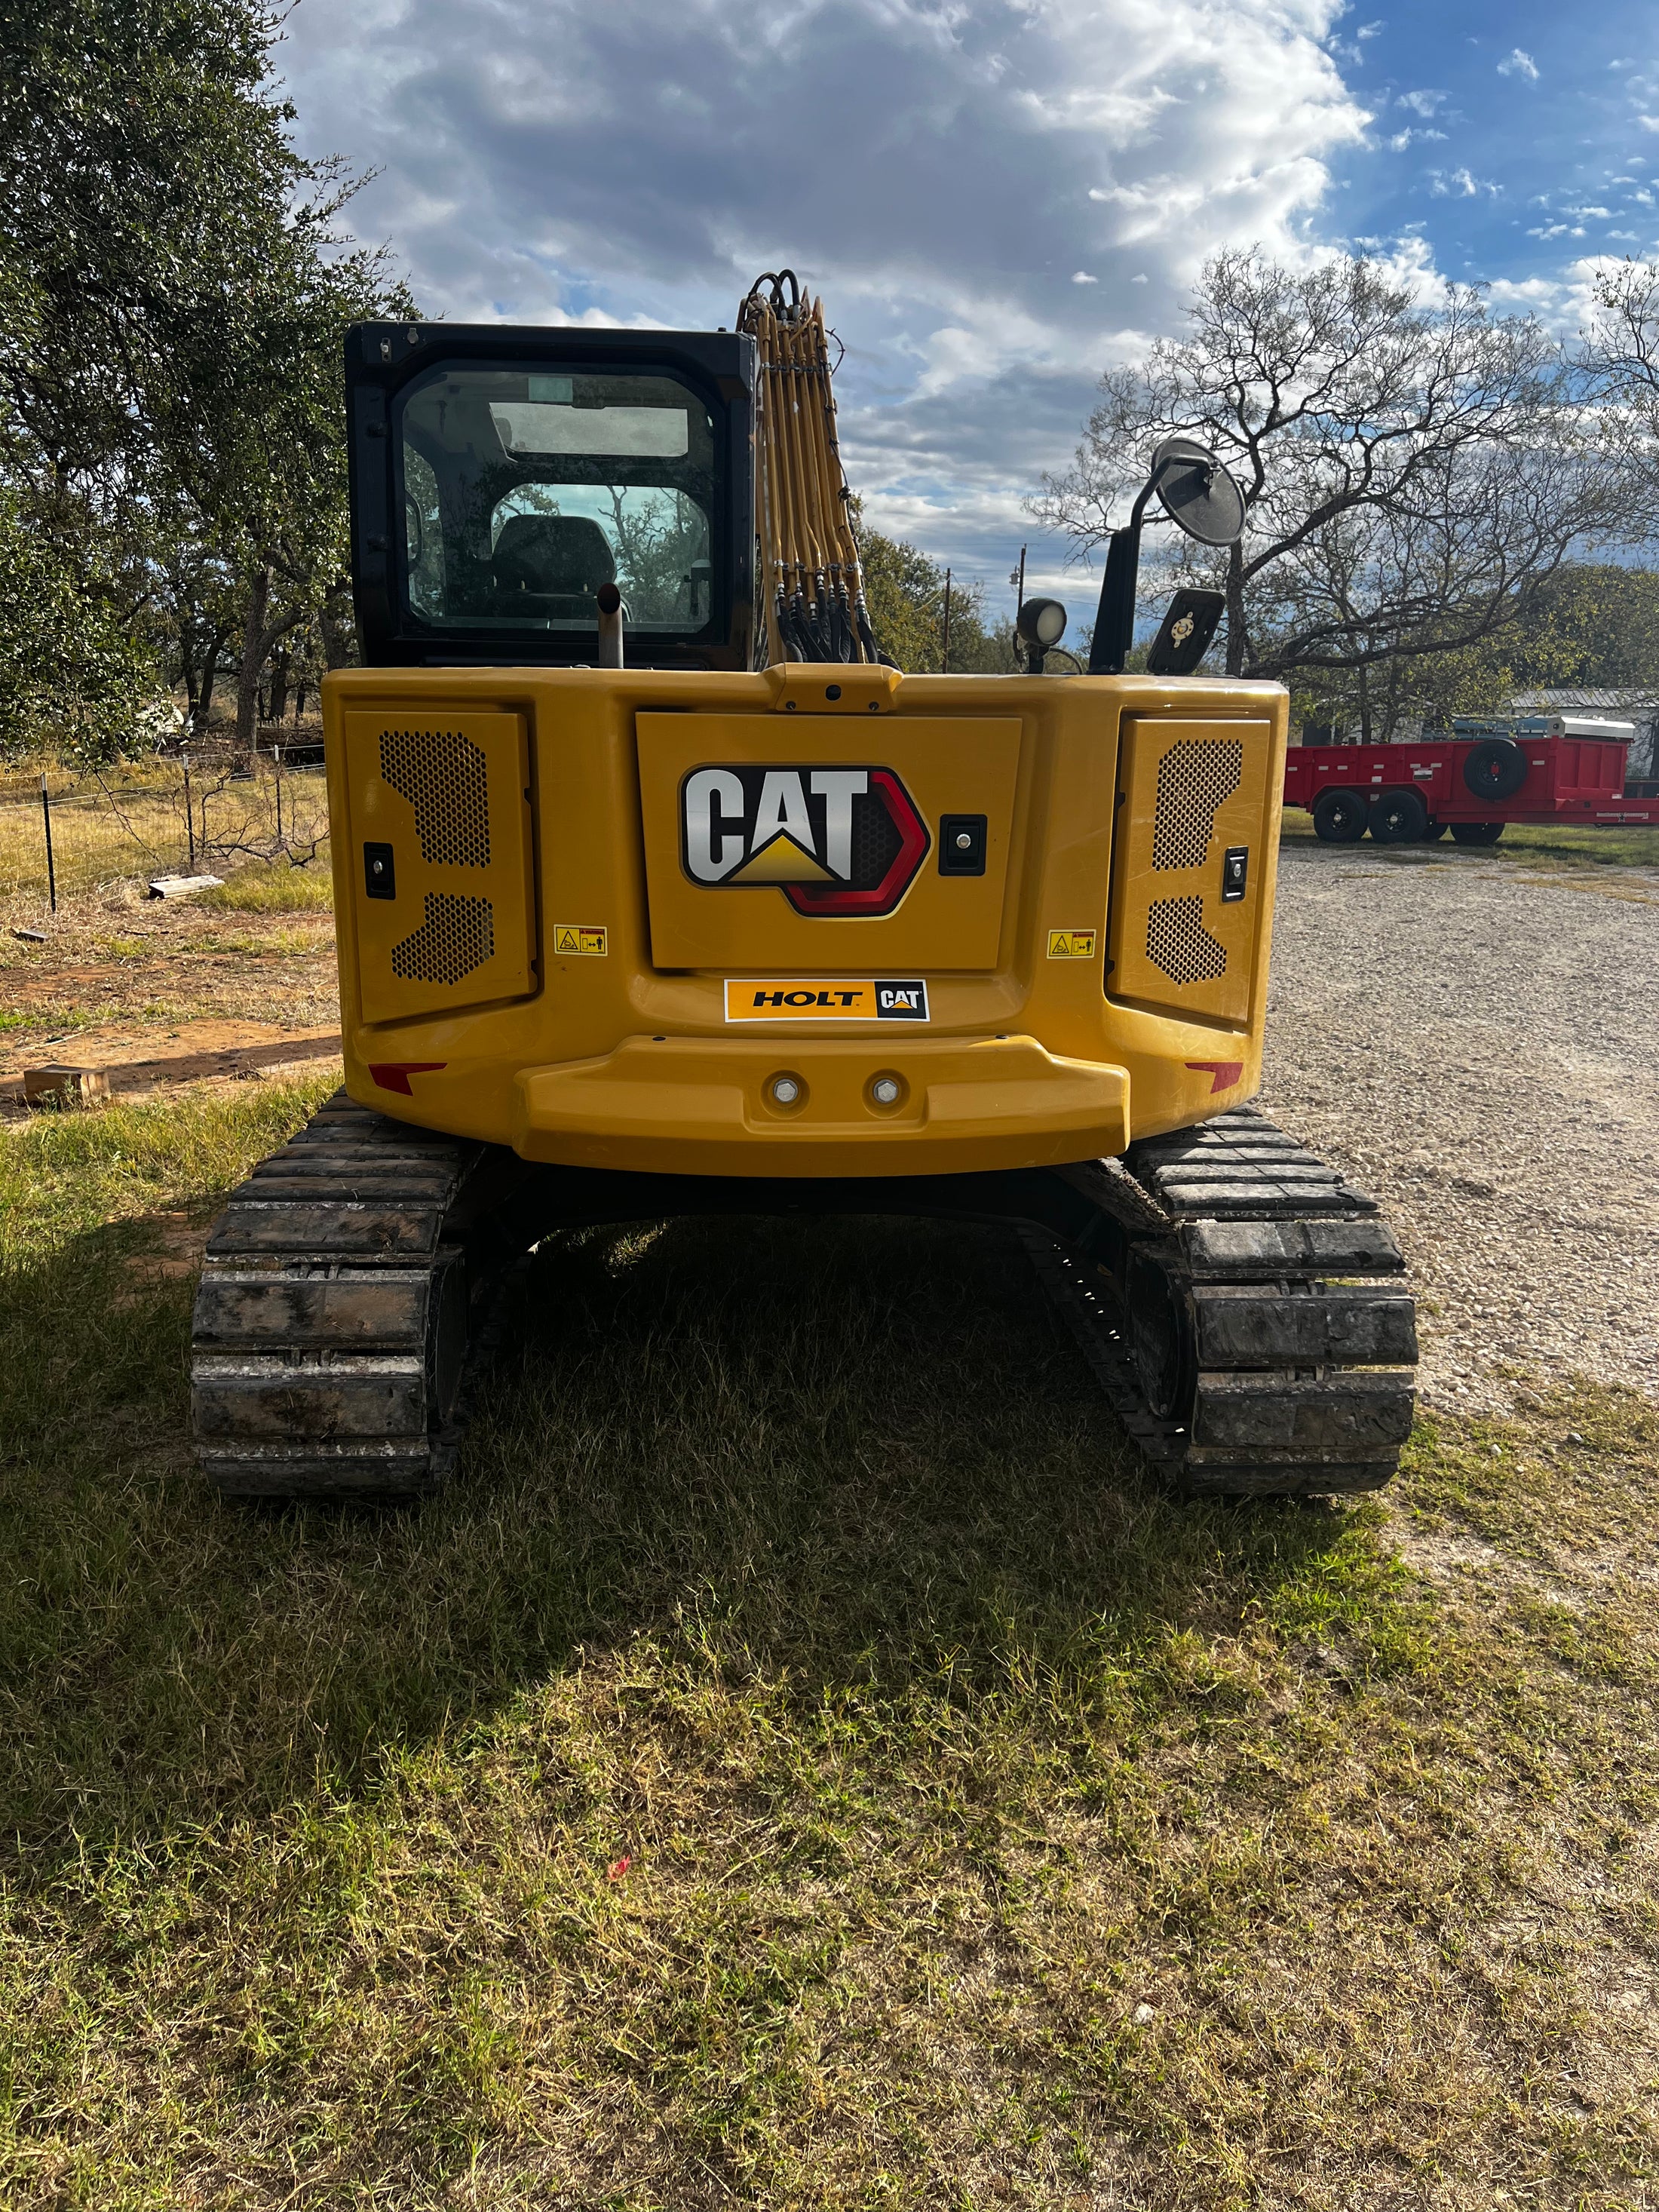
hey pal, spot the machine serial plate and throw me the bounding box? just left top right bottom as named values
left=724, top=978, right=930, bottom=1023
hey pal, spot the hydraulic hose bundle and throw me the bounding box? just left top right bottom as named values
left=738, top=270, right=880, bottom=664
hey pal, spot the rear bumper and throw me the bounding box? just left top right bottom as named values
left=511, top=1032, right=1130, bottom=1177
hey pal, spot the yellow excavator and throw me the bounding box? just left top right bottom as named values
left=190, top=272, right=1416, bottom=1500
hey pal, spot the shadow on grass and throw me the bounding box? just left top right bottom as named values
left=0, top=1210, right=1367, bottom=1864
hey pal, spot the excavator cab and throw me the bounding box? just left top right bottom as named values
left=189, top=283, right=1418, bottom=1508
left=347, top=325, right=755, bottom=669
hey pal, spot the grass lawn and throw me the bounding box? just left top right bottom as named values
left=1279, top=808, right=1659, bottom=872
left=1, top=1082, right=1655, bottom=2209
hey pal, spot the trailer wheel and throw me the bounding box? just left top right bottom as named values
left=1449, top=821, right=1505, bottom=846
left=1369, top=787, right=1428, bottom=843
left=1462, top=737, right=1529, bottom=801
left=1312, top=788, right=1367, bottom=842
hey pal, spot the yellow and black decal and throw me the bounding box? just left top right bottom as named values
left=724, top=977, right=930, bottom=1022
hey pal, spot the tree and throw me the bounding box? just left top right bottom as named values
left=854, top=507, right=1019, bottom=673
left=1034, top=250, right=1629, bottom=736
left=0, top=0, right=408, bottom=756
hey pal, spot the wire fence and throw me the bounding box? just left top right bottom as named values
left=0, top=729, right=331, bottom=909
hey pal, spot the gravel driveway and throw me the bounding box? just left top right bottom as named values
left=1260, top=840, right=1659, bottom=1411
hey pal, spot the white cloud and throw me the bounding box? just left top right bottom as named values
left=1639, top=115, right=1659, bottom=133
left=1497, top=49, right=1539, bottom=81
left=1431, top=167, right=1497, bottom=198
left=1397, top=88, right=1446, bottom=116
left=278, top=0, right=1372, bottom=594
left=1356, top=18, right=1383, bottom=36
left=1388, top=127, right=1446, bottom=149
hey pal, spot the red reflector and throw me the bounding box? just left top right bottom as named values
left=1186, top=1060, right=1244, bottom=1094
left=368, top=1061, right=446, bottom=1095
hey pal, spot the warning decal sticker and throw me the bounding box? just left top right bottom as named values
left=1047, top=928, right=1097, bottom=959
left=725, top=978, right=930, bottom=1023
left=553, top=925, right=607, bottom=957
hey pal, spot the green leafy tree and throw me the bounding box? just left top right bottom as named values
left=0, top=489, right=155, bottom=760
left=854, top=507, right=1019, bottom=673
left=0, top=0, right=408, bottom=756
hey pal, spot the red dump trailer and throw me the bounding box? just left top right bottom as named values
left=1283, top=716, right=1659, bottom=844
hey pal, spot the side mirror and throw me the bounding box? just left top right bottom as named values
left=1087, top=440, right=1245, bottom=675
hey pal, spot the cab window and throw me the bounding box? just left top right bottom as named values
left=397, top=366, right=716, bottom=634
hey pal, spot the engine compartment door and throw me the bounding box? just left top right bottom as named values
left=342, top=709, right=536, bottom=1024
left=1106, top=716, right=1275, bottom=1028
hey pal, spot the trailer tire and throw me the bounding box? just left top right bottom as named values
left=1312, top=788, right=1367, bottom=843
left=1369, top=787, right=1428, bottom=843
left=1449, top=821, right=1505, bottom=846
left=1421, top=818, right=1449, bottom=841
left=1462, top=737, right=1529, bottom=801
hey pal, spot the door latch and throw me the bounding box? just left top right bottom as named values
left=363, top=842, right=396, bottom=900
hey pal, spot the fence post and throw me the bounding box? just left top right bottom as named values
left=274, top=744, right=284, bottom=851
left=39, top=773, right=57, bottom=913
left=182, top=753, right=195, bottom=870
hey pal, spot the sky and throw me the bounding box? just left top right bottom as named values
left=278, top=0, right=1659, bottom=626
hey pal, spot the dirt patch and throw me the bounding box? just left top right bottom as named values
left=0, top=1020, right=343, bottom=1118
left=1, top=877, right=337, bottom=1039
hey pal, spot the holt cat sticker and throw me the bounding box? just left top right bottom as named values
left=725, top=979, right=931, bottom=1023
left=682, top=765, right=930, bottom=917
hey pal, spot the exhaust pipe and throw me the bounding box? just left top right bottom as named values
left=596, top=581, right=624, bottom=669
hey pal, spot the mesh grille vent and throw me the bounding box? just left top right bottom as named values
left=1151, top=738, right=1242, bottom=870
left=1145, top=895, right=1228, bottom=984
left=380, top=729, right=491, bottom=866
left=391, top=893, right=495, bottom=985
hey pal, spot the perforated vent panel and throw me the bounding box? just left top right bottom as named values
left=1146, top=895, right=1228, bottom=983
left=391, top=893, right=495, bottom=985
left=379, top=729, right=492, bottom=867
left=1151, top=738, right=1243, bottom=871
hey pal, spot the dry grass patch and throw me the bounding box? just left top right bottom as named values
left=0, top=1088, right=1655, bottom=2207
left=197, top=856, right=334, bottom=913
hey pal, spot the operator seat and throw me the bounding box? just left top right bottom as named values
left=492, top=515, right=616, bottom=619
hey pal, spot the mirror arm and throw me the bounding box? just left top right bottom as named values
left=1086, top=459, right=1176, bottom=676
left=1087, top=516, right=1142, bottom=674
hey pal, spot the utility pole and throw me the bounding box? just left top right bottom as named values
left=940, top=568, right=952, bottom=673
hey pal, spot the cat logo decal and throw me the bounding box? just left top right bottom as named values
left=680, top=765, right=930, bottom=918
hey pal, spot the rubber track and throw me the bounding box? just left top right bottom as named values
left=1026, top=1106, right=1418, bottom=1498
left=191, top=1092, right=498, bottom=1499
